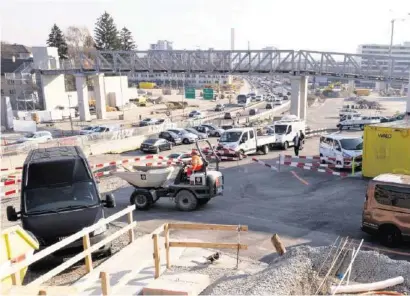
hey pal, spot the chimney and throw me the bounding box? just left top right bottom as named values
left=12, top=56, right=16, bottom=63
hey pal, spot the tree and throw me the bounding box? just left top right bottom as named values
left=65, top=26, right=95, bottom=58
left=94, top=11, right=120, bottom=50
left=47, top=24, right=68, bottom=59
left=119, top=27, right=136, bottom=50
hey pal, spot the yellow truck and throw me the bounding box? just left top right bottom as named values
left=139, top=82, right=156, bottom=89
left=354, top=88, right=371, bottom=96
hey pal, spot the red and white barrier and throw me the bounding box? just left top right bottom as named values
left=0, top=189, right=21, bottom=197
left=251, top=158, right=278, bottom=171
left=282, top=161, right=348, bottom=169
left=283, top=155, right=352, bottom=162
left=281, top=162, right=349, bottom=177
left=0, top=179, right=21, bottom=187
left=0, top=166, right=23, bottom=172
left=280, top=155, right=349, bottom=177
left=90, top=155, right=167, bottom=170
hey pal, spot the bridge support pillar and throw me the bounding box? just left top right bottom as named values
left=348, top=79, right=355, bottom=94
left=290, top=76, right=308, bottom=120
left=407, top=73, right=410, bottom=116
left=92, top=74, right=107, bottom=120
left=75, top=75, right=91, bottom=122
left=375, top=81, right=387, bottom=92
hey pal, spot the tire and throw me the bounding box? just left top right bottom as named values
left=379, top=225, right=402, bottom=248
left=283, top=141, right=289, bottom=150
left=262, top=145, right=269, bottom=155
left=197, top=198, right=210, bottom=206
left=130, top=191, right=153, bottom=211
left=238, top=149, right=245, bottom=160
left=360, top=125, right=364, bottom=131
left=168, top=143, right=173, bottom=150
left=215, top=132, right=220, bottom=137
left=175, top=190, right=198, bottom=211
left=183, top=138, right=189, bottom=144
left=320, top=153, right=326, bottom=164
left=156, top=147, right=160, bottom=154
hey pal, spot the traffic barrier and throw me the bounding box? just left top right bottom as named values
left=0, top=166, right=23, bottom=172
left=280, top=155, right=350, bottom=177
left=283, top=155, right=352, bottom=162
left=305, top=127, right=338, bottom=138
left=281, top=162, right=349, bottom=177
left=251, top=158, right=278, bottom=171
left=0, top=189, right=21, bottom=197
left=89, top=155, right=167, bottom=170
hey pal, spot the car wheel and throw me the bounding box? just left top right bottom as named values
left=183, top=138, right=189, bottom=144
left=379, top=225, right=402, bottom=248
left=215, top=132, right=220, bottom=137
left=283, top=141, right=289, bottom=150
left=131, top=191, right=153, bottom=211
left=175, top=190, right=198, bottom=211
left=262, top=145, right=269, bottom=155
left=156, top=147, right=160, bottom=154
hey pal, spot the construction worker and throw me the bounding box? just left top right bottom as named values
left=185, top=150, right=203, bottom=177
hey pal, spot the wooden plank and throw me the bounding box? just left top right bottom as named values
left=100, top=272, right=111, bottom=296
left=169, top=241, right=248, bottom=250
left=1, top=205, right=135, bottom=279
left=168, top=223, right=248, bottom=231
left=28, top=222, right=136, bottom=286
left=82, top=234, right=93, bottom=273
left=164, top=224, right=170, bottom=269
left=127, top=211, right=135, bottom=243
left=152, top=234, right=160, bottom=279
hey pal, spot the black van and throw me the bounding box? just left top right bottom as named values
left=7, top=146, right=116, bottom=256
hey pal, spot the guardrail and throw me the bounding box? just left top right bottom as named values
left=0, top=205, right=136, bottom=286
left=247, top=101, right=291, bottom=123
left=152, top=223, right=248, bottom=279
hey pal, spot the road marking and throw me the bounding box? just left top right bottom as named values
left=290, top=171, right=310, bottom=186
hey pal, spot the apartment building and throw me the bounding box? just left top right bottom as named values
left=149, top=40, right=173, bottom=51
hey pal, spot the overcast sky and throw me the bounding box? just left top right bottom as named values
left=1, top=0, right=410, bottom=53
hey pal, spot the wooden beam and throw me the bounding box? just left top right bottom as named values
left=100, top=271, right=111, bottom=296
left=169, top=241, right=248, bottom=250
left=82, top=233, right=93, bottom=273
left=168, top=223, right=248, bottom=232
left=152, top=234, right=160, bottom=279
left=127, top=211, right=135, bottom=243
left=164, top=224, right=170, bottom=269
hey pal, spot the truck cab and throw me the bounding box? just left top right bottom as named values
left=218, top=128, right=257, bottom=155
left=271, top=115, right=306, bottom=149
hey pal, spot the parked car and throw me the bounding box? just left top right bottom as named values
left=215, top=104, right=225, bottom=111
left=221, top=125, right=240, bottom=130
left=200, top=124, right=224, bottom=137
left=283, top=95, right=289, bottom=100
left=139, top=118, right=158, bottom=127
left=79, top=126, right=97, bottom=135
left=249, top=109, right=258, bottom=116
left=193, top=125, right=210, bottom=135
left=17, top=131, right=53, bottom=144
left=188, top=110, right=204, bottom=118
left=140, top=138, right=172, bottom=153
left=166, top=152, right=192, bottom=164
left=184, top=127, right=208, bottom=139
left=167, top=128, right=198, bottom=144
left=255, top=95, right=264, bottom=102
left=158, top=131, right=182, bottom=145
left=266, top=103, right=273, bottom=109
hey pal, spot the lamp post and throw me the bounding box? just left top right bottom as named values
left=68, top=94, right=74, bottom=135
left=119, top=69, right=125, bottom=120
left=388, top=13, right=410, bottom=90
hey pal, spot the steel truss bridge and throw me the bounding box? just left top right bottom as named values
left=37, top=49, right=410, bottom=83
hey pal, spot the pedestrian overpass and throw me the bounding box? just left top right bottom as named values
left=30, top=49, right=410, bottom=121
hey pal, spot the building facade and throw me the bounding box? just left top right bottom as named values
left=149, top=40, right=173, bottom=50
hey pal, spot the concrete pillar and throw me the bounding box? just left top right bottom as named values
left=406, top=73, right=410, bottom=116
left=75, top=75, right=91, bottom=121
left=375, top=81, right=387, bottom=92
left=92, top=74, right=107, bottom=119
left=299, top=76, right=308, bottom=121
left=348, top=79, right=355, bottom=94
left=290, top=76, right=301, bottom=118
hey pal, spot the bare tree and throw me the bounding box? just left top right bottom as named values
left=65, top=26, right=95, bottom=58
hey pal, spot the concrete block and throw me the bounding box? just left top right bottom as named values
left=142, top=273, right=210, bottom=296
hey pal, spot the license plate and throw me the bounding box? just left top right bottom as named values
left=142, top=148, right=148, bottom=151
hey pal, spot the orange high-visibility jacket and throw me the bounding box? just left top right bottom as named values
left=191, top=155, right=203, bottom=171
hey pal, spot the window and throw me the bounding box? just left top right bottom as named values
left=249, top=130, right=255, bottom=139
left=242, top=132, right=249, bottom=142
left=374, top=184, right=410, bottom=209
left=9, top=89, right=16, bottom=94
left=1, top=89, right=4, bottom=95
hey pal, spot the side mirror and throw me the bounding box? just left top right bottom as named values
left=7, top=206, right=19, bottom=221
left=104, top=193, right=116, bottom=208
left=336, top=147, right=341, bottom=152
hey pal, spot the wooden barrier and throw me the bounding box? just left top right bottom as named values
left=1, top=205, right=137, bottom=287
left=152, top=223, right=248, bottom=279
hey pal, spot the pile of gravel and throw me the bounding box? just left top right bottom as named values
left=174, top=246, right=410, bottom=295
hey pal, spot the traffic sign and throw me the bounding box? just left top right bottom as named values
left=203, top=88, right=214, bottom=100
left=185, top=87, right=195, bottom=99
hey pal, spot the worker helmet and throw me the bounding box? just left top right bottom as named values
left=191, top=150, right=199, bottom=155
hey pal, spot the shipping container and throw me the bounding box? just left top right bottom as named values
left=362, top=121, right=410, bottom=178
left=139, top=82, right=156, bottom=89
left=354, top=88, right=371, bottom=96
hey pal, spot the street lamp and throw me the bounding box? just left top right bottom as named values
left=67, top=94, right=74, bottom=135
left=119, top=69, right=125, bottom=120
left=388, top=13, right=410, bottom=89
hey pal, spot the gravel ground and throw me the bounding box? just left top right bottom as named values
left=166, top=245, right=410, bottom=295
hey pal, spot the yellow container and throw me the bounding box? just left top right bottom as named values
left=1, top=226, right=39, bottom=291
left=139, top=82, right=156, bottom=89
left=355, top=88, right=370, bottom=96
left=363, top=121, right=410, bottom=178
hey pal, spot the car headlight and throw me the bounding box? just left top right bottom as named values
left=92, top=224, right=107, bottom=236
left=342, top=152, right=351, bottom=158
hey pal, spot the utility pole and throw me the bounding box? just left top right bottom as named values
left=68, top=94, right=74, bottom=135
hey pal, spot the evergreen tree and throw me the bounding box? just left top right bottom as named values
left=119, top=27, right=136, bottom=50
left=94, top=11, right=120, bottom=50
left=47, top=24, right=68, bottom=59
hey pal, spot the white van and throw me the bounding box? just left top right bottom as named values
left=319, top=134, right=363, bottom=167
left=271, top=115, right=306, bottom=149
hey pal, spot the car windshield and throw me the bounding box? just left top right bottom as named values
left=274, top=125, right=288, bottom=134
left=185, top=128, right=197, bottom=134
left=25, top=133, right=35, bottom=138
left=340, top=138, right=363, bottom=150
left=219, top=131, right=242, bottom=143
left=142, top=118, right=151, bottom=121
left=82, top=126, right=94, bottom=131
left=144, top=139, right=158, bottom=144
left=167, top=153, right=181, bottom=159
left=24, top=181, right=99, bottom=214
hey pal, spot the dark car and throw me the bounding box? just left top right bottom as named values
left=139, top=118, right=158, bottom=127
left=140, top=138, right=172, bottom=153
left=215, top=104, right=225, bottom=111
left=283, top=95, right=289, bottom=100
left=249, top=108, right=258, bottom=115
left=266, top=103, right=273, bottom=109
left=6, top=146, right=115, bottom=257
left=158, top=131, right=182, bottom=145
left=224, top=112, right=233, bottom=119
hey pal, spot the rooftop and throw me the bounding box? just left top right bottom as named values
left=0, top=58, right=31, bottom=75
left=370, top=120, right=410, bottom=129
left=373, top=173, right=410, bottom=185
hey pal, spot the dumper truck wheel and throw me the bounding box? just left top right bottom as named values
left=175, top=190, right=198, bottom=211
left=131, top=191, right=153, bottom=211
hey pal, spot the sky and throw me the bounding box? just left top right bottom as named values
left=1, top=0, right=410, bottom=53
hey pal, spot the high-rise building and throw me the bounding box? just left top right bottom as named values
left=149, top=40, right=173, bottom=50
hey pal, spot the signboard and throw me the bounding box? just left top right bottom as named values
left=185, top=87, right=195, bottom=99
left=203, top=88, right=214, bottom=100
